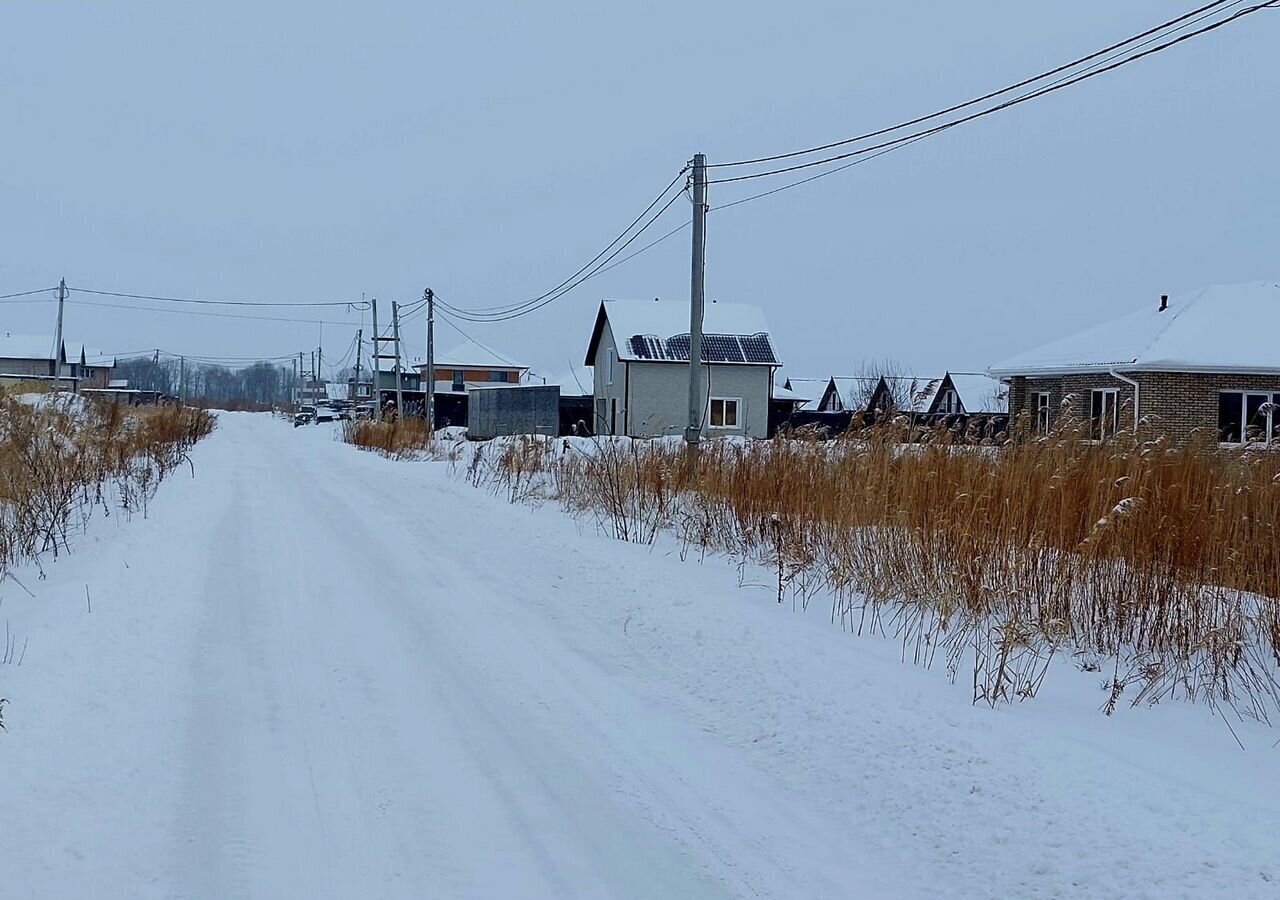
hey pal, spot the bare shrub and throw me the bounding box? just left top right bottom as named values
left=0, top=392, right=214, bottom=576
left=342, top=417, right=431, bottom=459
left=458, top=416, right=1280, bottom=718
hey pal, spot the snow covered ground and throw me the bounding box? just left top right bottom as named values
left=1, top=412, right=1277, bottom=899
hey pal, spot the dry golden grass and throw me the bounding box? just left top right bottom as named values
left=342, top=417, right=432, bottom=459
left=474, top=416, right=1280, bottom=720
left=0, top=391, right=215, bottom=578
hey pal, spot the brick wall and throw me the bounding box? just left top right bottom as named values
left=1010, top=370, right=1280, bottom=443
left=1138, top=371, right=1280, bottom=443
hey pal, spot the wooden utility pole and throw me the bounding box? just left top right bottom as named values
left=685, top=153, right=708, bottom=453
left=424, top=288, right=435, bottom=430
left=353, top=328, right=363, bottom=409
left=391, top=300, right=404, bottom=420
left=371, top=298, right=381, bottom=421
left=54, top=277, right=68, bottom=390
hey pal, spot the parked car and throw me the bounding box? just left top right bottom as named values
left=314, top=406, right=336, bottom=423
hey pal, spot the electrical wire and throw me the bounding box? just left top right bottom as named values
left=708, top=0, right=1240, bottom=170
left=709, top=0, right=1273, bottom=188
left=70, top=285, right=369, bottom=309
left=708, top=2, right=1270, bottom=215
left=0, top=286, right=58, bottom=300
left=67, top=297, right=366, bottom=327
left=439, top=188, right=686, bottom=323
left=439, top=168, right=688, bottom=320
left=432, top=307, right=527, bottom=369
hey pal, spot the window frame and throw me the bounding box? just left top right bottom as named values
left=1034, top=391, right=1051, bottom=432
left=1090, top=388, right=1120, bottom=440
left=606, top=349, right=616, bottom=386
left=939, top=389, right=958, bottom=415
left=1218, top=390, right=1279, bottom=445
left=709, top=397, right=741, bottom=429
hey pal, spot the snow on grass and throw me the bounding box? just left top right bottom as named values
left=1, top=413, right=1277, bottom=898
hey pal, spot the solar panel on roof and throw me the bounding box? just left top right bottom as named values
left=740, top=334, right=777, bottom=364
left=703, top=334, right=745, bottom=362
left=623, top=330, right=776, bottom=364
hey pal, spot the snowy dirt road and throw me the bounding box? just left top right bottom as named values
left=3, top=413, right=1278, bottom=899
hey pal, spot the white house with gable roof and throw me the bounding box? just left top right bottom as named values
left=583, top=298, right=781, bottom=438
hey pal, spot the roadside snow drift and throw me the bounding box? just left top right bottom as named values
left=1, top=413, right=1276, bottom=899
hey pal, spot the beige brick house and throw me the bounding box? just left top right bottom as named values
left=989, top=282, right=1280, bottom=445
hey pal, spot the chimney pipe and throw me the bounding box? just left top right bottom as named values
left=1159, top=294, right=1169, bottom=312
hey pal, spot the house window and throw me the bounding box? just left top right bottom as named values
left=606, top=349, right=616, bottom=386
left=452, top=370, right=464, bottom=391
left=709, top=397, right=740, bottom=429
left=1034, top=391, right=1051, bottom=432
left=488, top=371, right=506, bottom=382
left=1090, top=388, right=1120, bottom=439
left=939, top=389, right=958, bottom=415
left=1218, top=391, right=1280, bottom=444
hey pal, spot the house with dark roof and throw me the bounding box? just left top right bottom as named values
left=989, top=282, right=1280, bottom=444
left=584, top=298, right=781, bottom=438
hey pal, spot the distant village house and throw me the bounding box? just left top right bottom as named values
left=990, top=282, right=1280, bottom=445
left=585, top=298, right=781, bottom=439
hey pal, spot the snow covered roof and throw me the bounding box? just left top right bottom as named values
left=0, top=335, right=114, bottom=367
left=772, top=384, right=808, bottom=403
left=946, top=372, right=1006, bottom=414
left=585, top=299, right=779, bottom=366
left=426, top=340, right=527, bottom=371
left=0, top=334, right=58, bottom=361
left=989, top=282, right=1280, bottom=376
left=780, top=377, right=829, bottom=411
left=888, top=376, right=944, bottom=413
left=546, top=365, right=594, bottom=395
left=829, top=377, right=879, bottom=411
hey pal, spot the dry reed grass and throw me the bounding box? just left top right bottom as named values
left=472, top=416, right=1280, bottom=723
left=341, top=418, right=433, bottom=459
left=0, top=391, right=215, bottom=580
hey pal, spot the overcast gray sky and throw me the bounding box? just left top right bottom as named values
left=3, top=1, right=1276, bottom=380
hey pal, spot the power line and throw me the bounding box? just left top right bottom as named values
left=111, top=347, right=300, bottom=362
left=70, top=285, right=370, bottom=309
left=713, top=2, right=1254, bottom=212
left=591, top=217, right=691, bottom=278
left=441, top=169, right=687, bottom=320
left=708, top=0, right=1274, bottom=188
left=432, top=307, right=528, bottom=369
left=439, top=187, right=686, bottom=323
left=708, top=0, right=1240, bottom=170
left=68, top=297, right=366, bottom=327
left=0, top=286, right=58, bottom=300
